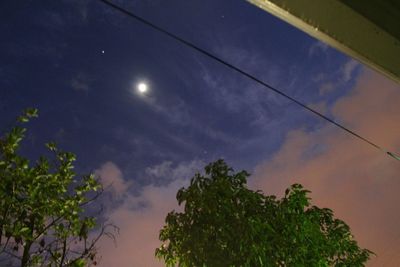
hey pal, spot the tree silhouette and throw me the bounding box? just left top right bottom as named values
left=156, top=159, right=372, bottom=266
left=0, top=109, right=115, bottom=267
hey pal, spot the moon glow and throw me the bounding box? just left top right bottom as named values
left=137, top=82, right=148, bottom=94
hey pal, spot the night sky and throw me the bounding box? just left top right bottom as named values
left=1, top=0, right=400, bottom=266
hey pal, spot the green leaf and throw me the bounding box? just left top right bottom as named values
left=19, top=227, right=30, bottom=234
left=71, top=259, right=86, bottom=267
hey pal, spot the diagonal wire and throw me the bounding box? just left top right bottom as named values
left=98, top=0, right=400, bottom=161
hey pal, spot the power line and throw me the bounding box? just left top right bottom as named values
left=98, top=0, right=399, bottom=161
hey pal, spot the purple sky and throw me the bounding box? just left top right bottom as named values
left=1, top=0, right=400, bottom=266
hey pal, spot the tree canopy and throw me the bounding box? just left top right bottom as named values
left=0, top=109, right=111, bottom=267
left=156, top=159, right=372, bottom=266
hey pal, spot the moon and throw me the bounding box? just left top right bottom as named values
left=137, top=82, right=148, bottom=94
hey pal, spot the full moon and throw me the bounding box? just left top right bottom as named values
left=137, top=82, right=148, bottom=93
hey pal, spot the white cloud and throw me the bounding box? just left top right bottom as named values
left=95, top=161, right=130, bottom=196
left=342, top=59, right=359, bottom=82
left=145, top=159, right=204, bottom=182
left=308, top=41, right=329, bottom=57
left=319, top=82, right=335, bottom=96
left=198, top=56, right=281, bottom=131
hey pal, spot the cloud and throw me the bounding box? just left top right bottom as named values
left=71, top=73, right=91, bottom=93
left=319, top=82, right=335, bottom=96
left=73, top=0, right=90, bottom=21
left=342, top=59, right=359, bottom=82
left=137, top=86, right=238, bottom=145
left=198, top=55, right=281, bottom=131
left=97, top=180, right=185, bottom=267
left=96, top=160, right=204, bottom=267
left=251, top=69, right=400, bottom=266
left=308, top=41, right=329, bottom=57
left=145, top=159, right=205, bottom=184
left=95, top=161, right=130, bottom=196
left=307, top=101, right=328, bottom=115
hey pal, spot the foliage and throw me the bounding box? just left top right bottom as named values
left=156, top=160, right=372, bottom=266
left=0, top=109, right=112, bottom=267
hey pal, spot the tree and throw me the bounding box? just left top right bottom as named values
left=156, top=160, right=372, bottom=266
left=0, top=109, right=114, bottom=267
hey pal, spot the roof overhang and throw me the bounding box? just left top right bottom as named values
left=248, top=0, right=400, bottom=84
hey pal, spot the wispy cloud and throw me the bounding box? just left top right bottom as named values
left=308, top=41, right=329, bottom=57
left=95, top=161, right=131, bottom=196
left=341, top=59, right=359, bottom=82
left=198, top=56, right=282, bottom=132
left=135, top=83, right=239, bottom=146
left=71, top=72, right=91, bottom=93
left=145, top=159, right=205, bottom=185
left=319, top=82, right=335, bottom=96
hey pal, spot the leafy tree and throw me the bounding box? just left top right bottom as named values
left=0, top=109, right=114, bottom=267
left=156, top=160, right=372, bottom=266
